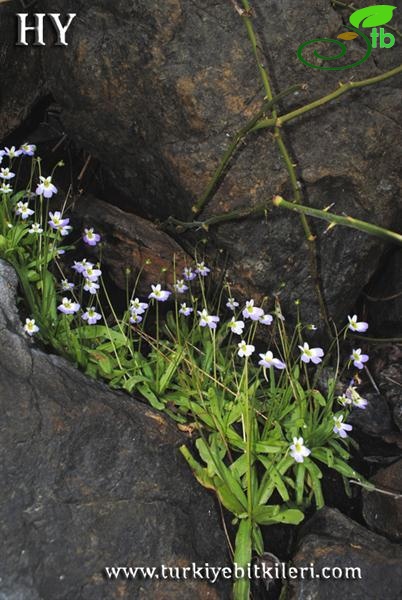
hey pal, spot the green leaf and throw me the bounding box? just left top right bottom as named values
left=253, top=505, right=304, bottom=526
left=138, top=384, right=165, bottom=410
left=349, top=5, right=396, bottom=29
left=233, top=519, right=252, bottom=600
left=158, top=350, right=182, bottom=394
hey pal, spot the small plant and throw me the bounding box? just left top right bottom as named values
left=0, top=148, right=370, bottom=599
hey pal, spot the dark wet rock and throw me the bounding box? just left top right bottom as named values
left=73, top=196, right=192, bottom=293
left=365, top=249, right=402, bottom=336
left=377, top=358, right=402, bottom=433
left=348, top=392, right=393, bottom=437
left=286, top=507, right=402, bottom=600
left=0, top=260, right=229, bottom=599
left=363, top=459, right=402, bottom=542
left=36, top=0, right=402, bottom=324
left=0, top=3, right=44, bottom=140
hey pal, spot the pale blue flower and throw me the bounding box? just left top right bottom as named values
left=179, top=303, right=193, bottom=317
left=82, top=307, right=102, bottom=325
left=195, top=261, right=210, bottom=276
left=260, top=313, right=273, bottom=326
left=58, top=297, right=80, bottom=314
left=348, top=315, right=368, bottom=333
left=351, top=348, right=369, bottom=370
left=226, top=298, right=239, bottom=311
left=149, top=284, right=171, bottom=302
left=36, top=176, right=57, bottom=198
left=20, top=143, right=36, bottom=156
left=83, top=279, right=100, bottom=294
left=0, top=168, right=15, bottom=180
left=333, top=414, right=352, bottom=438
left=228, top=317, right=244, bottom=336
left=83, top=228, right=101, bottom=246
left=183, top=267, right=197, bottom=281
left=243, top=299, right=264, bottom=321
left=174, top=279, right=188, bottom=293
left=299, top=342, right=324, bottom=365
left=130, top=298, right=148, bottom=314
left=5, top=146, right=22, bottom=159
left=15, top=201, right=34, bottom=220
left=258, top=351, right=286, bottom=370
left=198, top=308, right=219, bottom=329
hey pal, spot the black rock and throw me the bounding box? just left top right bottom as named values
left=363, top=459, right=402, bottom=542
left=348, top=392, right=393, bottom=437
left=286, top=507, right=402, bottom=600
left=34, top=0, right=402, bottom=325
left=0, top=260, right=230, bottom=600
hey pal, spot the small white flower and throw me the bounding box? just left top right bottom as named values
left=183, top=267, right=196, bottom=281
left=36, top=176, right=58, bottom=198
left=228, top=317, right=245, bottom=336
left=130, top=298, right=149, bottom=314
left=198, top=308, right=219, bottom=329
left=348, top=315, right=368, bottom=333
left=350, top=348, right=369, bottom=370
left=129, top=312, right=143, bottom=325
left=346, top=386, right=368, bottom=410
left=149, top=284, right=171, bottom=302
left=258, top=351, right=286, bottom=370
left=299, top=342, right=324, bottom=365
left=243, top=299, right=264, bottom=321
left=83, top=265, right=102, bottom=281
left=226, top=297, right=239, bottom=311
left=24, top=318, right=39, bottom=336
left=174, top=279, right=188, bottom=294
left=338, top=394, right=352, bottom=407
left=0, top=183, right=12, bottom=194
left=333, top=414, right=353, bottom=438
left=5, top=146, right=22, bottom=159
left=83, top=279, right=100, bottom=295
left=82, top=307, right=102, bottom=325
left=61, top=279, right=74, bottom=291
left=20, top=143, right=36, bottom=156
left=0, top=168, right=15, bottom=180
left=15, top=201, right=34, bottom=220
left=58, top=297, right=80, bottom=315
left=195, top=261, right=210, bottom=276
left=289, top=437, right=311, bottom=463
left=179, top=303, right=193, bottom=317
left=237, top=340, right=255, bottom=358
left=259, top=313, right=273, bottom=326
left=29, top=223, right=43, bottom=234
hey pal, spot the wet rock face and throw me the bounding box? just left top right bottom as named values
left=74, top=196, right=192, bottom=293
left=38, top=0, right=402, bottom=323
left=0, top=260, right=229, bottom=599
left=0, top=2, right=44, bottom=140
left=363, top=459, right=402, bottom=542
left=286, top=507, right=402, bottom=600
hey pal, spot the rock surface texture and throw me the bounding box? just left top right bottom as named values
left=0, top=260, right=229, bottom=600
left=363, top=459, right=402, bottom=542
left=1, top=0, right=402, bottom=322
left=286, top=507, right=402, bottom=600
left=36, top=0, right=402, bottom=323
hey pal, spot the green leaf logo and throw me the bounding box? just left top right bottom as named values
left=349, top=5, right=396, bottom=28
